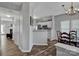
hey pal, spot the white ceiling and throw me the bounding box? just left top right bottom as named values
left=30, top=2, right=79, bottom=18
left=0, top=2, right=79, bottom=19
left=0, top=7, right=20, bottom=16
left=0, top=2, right=22, bottom=11
left=0, top=2, right=22, bottom=18
left=0, top=2, right=22, bottom=22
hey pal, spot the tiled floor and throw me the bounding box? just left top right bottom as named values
left=1, top=35, right=57, bottom=56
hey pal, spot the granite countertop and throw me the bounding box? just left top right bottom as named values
left=55, top=43, right=79, bottom=53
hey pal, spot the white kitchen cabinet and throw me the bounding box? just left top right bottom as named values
left=33, top=30, right=48, bottom=45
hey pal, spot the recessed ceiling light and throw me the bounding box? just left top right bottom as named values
left=33, top=16, right=38, bottom=19
left=6, top=15, right=11, bottom=17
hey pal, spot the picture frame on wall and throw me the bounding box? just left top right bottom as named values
left=30, top=16, right=33, bottom=26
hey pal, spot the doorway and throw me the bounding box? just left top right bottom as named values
left=0, top=16, right=15, bottom=55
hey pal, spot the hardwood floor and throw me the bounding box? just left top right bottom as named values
left=1, top=37, right=57, bottom=56
left=0, top=50, right=1, bottom=56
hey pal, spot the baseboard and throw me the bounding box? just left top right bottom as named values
left=17, top=43, right=48, bottom=52
left=18, top=45, right=32, bottom=52
left=33, top=43, right=48, bottom=45
left=51, top=37, right=57, bottom=40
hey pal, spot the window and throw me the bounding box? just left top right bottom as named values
left=60, top=20, right=70, bottom=33
left=60, top=20, right=79, bottom=39
left=1, top=24, right=4, bottom=34
left=71, top=20, right=79, bottom=38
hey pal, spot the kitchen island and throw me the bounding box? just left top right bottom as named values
left=55, top=43, right=79, bottom=56
left=33, top=30, right=48, bottom=45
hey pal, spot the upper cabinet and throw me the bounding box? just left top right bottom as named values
left=34, top=16, right=52, bottom=30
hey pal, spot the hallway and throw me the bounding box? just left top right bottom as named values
left=1, top=35, right=57, bottom=56
left=1, top=35, right=23, bottom=56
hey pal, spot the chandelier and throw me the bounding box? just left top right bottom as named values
left=62, top=2, right=79, bottom=15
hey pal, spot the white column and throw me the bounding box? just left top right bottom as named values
left=19, top=3, right=32, bottom=52
left=0, top=17, right=1, bottom=50
left=51, top=16, right=57, bottom=40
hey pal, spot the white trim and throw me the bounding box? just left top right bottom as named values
left=51, top=36, right=57, bottom=40
left=13, top=39, right=32, bottom=52
left=33, top=43, right=48, bottom=45
left=18, top=46, right=32, bottom=52
left=29, top=44, right=33, bottom=52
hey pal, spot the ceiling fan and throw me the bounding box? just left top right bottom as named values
left=62, top=2, right=79, bottom=15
